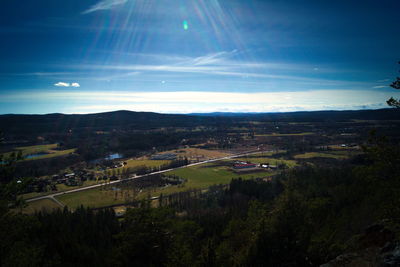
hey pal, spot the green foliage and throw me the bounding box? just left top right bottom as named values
left=0, top=132, right=26, bottom=211
left=111, top=206, right=174, bottom=266
left=361, top=130, right=400, bottom=180
left=0, top=212, right=43, bottom=266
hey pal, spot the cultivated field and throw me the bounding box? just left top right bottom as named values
left=294, top=150, right=361, bottom=159
left=16, top=144, right=58, bottom=154
left=158, top=147, right=231, bottom=160
left=165, top=163, right=273, bottom=189
left=235, top=157, right=297, bottom=168
left=21, top=180, right=101, bottom=200
left=56, top=188, right=123, bottom=209
left=121, top=159, right=171, bottom=170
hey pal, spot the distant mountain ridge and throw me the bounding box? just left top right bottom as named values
left=189, top=109, right=399, bottom=117
left=0, top=108, right=398, bottom=135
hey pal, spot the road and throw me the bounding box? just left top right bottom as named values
left=26, top=150, right=271, bottom=205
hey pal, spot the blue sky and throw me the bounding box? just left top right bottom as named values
left=0, top=0, right=399, bottom=114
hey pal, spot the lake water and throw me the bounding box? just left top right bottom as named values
left=105, top=153, right=123, bottom=160
left=25, top=153, right=49, bottom=159
left=90, top=153, right=124, bottom=164
left=0, top=152, right=49, bottom=163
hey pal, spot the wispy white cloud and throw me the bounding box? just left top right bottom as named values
left=54, top=82, right=70, bottom=87
left=373, top=85, right=388, bottom=89
left=66, top=51, right=359, bottom=87
left=54, top=82, right=80, bottom=87
left=75, top=63, right=365, bottom=86
left=190, top=50, right=237, bottom=66
left=82, top=0, right=128, bottom=14
left=96, top=71, right=141, bottom=81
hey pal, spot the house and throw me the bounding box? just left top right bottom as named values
left=65, top=173, right=75, bottom=178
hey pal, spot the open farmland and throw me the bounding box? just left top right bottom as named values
left=22, top=198, right=61, bottom=214
left=293, top=150, right=361, bottom=159
left=157, top=147, right=231, bottom=160
left=120, top=159, right=171, bottom=170
left=53, top=159, right=276, bottom=209
left=56, top=188, right=124, bottom=209
left=23, top=148, right=76, bottom=161
left=165, top=162, right=273, bottom=189
left=16, top=144, right=58, bottom=154
left=21, top=180, right=102, bottom=200
left=235, top=157, right=297, bottom=168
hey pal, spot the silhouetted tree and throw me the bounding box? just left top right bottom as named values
left=387, top=61, right=400, bottom=108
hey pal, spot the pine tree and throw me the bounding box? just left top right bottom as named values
left=387, top=61, right=400, bottom=108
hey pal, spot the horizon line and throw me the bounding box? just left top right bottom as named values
left=0, top=107, right=395, bottom=116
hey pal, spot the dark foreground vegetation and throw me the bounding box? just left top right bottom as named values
left=0, top=132, right=399, bottom=266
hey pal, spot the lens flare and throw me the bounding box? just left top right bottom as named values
left=183, top=20, right=189, bottom=30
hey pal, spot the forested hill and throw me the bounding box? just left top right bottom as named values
left=0, top=110, right=213, bottom=134
left=190, top=108, right=399, bottom=121
left=0, top=108, right=398, bottom=135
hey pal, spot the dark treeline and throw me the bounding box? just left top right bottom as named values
left=75, top=131, right=209, bottom=161
left=13, top=154, right=82, bottom=178
left=2, top=109, right=399, bottom=136
left=2, top=109, right=400, bottom=155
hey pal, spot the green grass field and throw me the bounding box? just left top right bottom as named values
left=56, top=188, right=124, bottom=209
left=23, top=148, right=76, bottom=161
left=56, top=185, right=160, bottom=209
left=166, top=163, right=272, bottom=189
left=160, top=147, right=231, bottom=159
left=96, top=159, right=171, bottom=175
left=56, top=180, right=100, bottom=191
left=16, top=144, right=58, bottom=154
left=294, top=150, right=361, bottom=159
left=22, top=199, right=62, bottom=214
left=235, top=157, right=297, bottom=167
left=244, top=150, right=286, bottom=157
left=21, top=180, right=102, bottom=200
left=123, top=159, right=171, bottom=169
